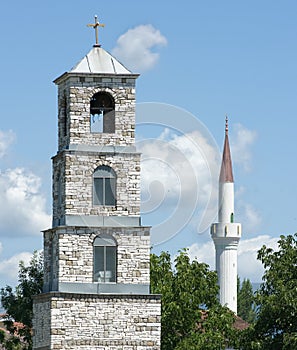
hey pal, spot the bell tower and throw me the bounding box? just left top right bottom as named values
left=33, top=17, right=161, bottom=350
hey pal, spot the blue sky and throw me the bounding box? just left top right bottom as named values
left=0, top=0, right=297, bottom=287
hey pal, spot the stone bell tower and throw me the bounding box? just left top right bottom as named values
left=33, top=17, right=161, bottom=350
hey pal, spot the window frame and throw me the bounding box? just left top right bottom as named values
left=93, top=165, right=117, bottom=206
left=93, top=234, right=117, bottom=283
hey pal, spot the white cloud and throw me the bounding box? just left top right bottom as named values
left=238, top=235, right=279, bottom=282
left=242, top=203, right=262, bottom=230
left=112, top=24, right=167, bottom=72
left=187, top=235, right=279, bottom=283
left=236, top=186, right=262, bottom=232
left=187, top=241, right=215, bottom=269
left=140, top=129, right=218, bottom=203
left=0, top=168, right=51, bottom=237
left=231, top=124, right=257, bottom=172
left=139, top=128, right=220, bottom=243
left=0, top=130, right=15, bottom=158
left=0, top=251, right=33, bottom=287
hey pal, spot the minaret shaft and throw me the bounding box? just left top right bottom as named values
left=219, top=182, right=234, bottom=223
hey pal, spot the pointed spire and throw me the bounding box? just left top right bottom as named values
left=219, top=116, right=234, bottom=183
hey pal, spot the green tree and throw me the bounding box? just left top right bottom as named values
left=241, top=233, right=297, bottom=349
left=0, top=251, right=43, bottom=350
left=238, top=277, right=257, bottom=324
left=150, top=249, right=239, bottom=350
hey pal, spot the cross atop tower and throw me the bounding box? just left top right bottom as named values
left=87, top=15, right=105, bottom=47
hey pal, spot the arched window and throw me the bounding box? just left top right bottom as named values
left=93, top=166, right=116, bottom=206
left=90, top=92, right=115, bottom=133
left=93, top=234, right=117, bottom=283
left=230, top=213, right=234, bottom=223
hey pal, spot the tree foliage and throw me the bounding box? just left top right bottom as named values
left=5, top=234, right=296, bottom=350
left=0, top=251, right=43, bottom=350
left=150, top=249, right=239, bottom=350
left=238, top=277, right=257, bottom=324
left=241, top=233, right=297, bottom=349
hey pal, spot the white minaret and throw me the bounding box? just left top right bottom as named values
left=211, top=117, right=241, bottom=314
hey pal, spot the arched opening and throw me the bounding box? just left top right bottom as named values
left=230, top=213, right=234, bottom=223
left=93, top=234, right=117, bottom=283
left=90, top=92, right=115, bottom=133
left=93, top=165, right=116, bottom=206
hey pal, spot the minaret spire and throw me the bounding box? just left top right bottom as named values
left=219, top=115, right=234, bottom=183
left=210, top=117, right=242, bottom=314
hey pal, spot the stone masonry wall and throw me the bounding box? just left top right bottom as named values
left=43, top=230, right=59, bottom=292
left=33, top=293, right=161, bottom=350
left=33, top=298, right=51, bottom=349
left=43, top=226, right=150, bottom=287
left=57, top=77, right=137, bottom=152
left=52, top=150, right=140, bottom=222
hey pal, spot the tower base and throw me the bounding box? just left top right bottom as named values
left=33, top=292, right=161, bottom=350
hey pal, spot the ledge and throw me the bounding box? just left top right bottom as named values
left=65, top=144, right=139, bottom=154
left=43, top=281, right=151, bottom=295
left=33, top=290, right=161, bottom=302
left=52, top=214, right=142, bottom=228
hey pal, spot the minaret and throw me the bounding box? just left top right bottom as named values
left=211, top=117, right=242, bottom=314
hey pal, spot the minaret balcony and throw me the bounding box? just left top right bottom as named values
left=211, top=222, right=242, bottom=239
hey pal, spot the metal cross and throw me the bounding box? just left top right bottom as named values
left=87, top=15, right=105, bottom=46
